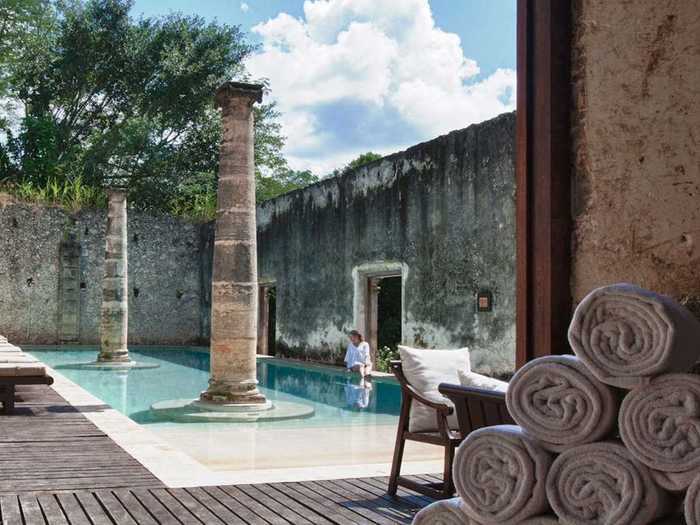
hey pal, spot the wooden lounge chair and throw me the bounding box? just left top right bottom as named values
left=0, top=363, right=53, bottom=414
left=388, top=361, right=512, bottom=499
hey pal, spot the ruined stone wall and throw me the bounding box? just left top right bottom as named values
left=0, top=113, right=516, bottom=372
left=0, top=200, right=207, bottom=345
left=571, top=1, right=700, bottom=313
left=257, top=112, right=516, bottom=374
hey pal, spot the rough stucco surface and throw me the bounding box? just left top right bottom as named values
left=256, top=113, right=516, bottom=374
left=0, top=114, right=516, bottom=373
left=0, top=200, right=206, bottom=345
left=571, top=1, right=700, bottom=312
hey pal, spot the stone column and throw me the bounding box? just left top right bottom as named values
left=200, top=82, right=267, bottom=406
left=98, top=190, right=130, bottom=363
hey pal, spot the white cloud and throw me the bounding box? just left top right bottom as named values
left=240, top=2, right=249, bottom=13
left=247, top=0, right=515, bottom=174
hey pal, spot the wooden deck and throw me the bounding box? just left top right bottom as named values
left=0, top=385, right=163, bottom=494
left=0, top=385, right=435, bottom=523
left=0, top=477, right=435, bottom=524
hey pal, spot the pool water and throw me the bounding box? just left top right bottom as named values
left=27, top=347, right=402, bottom=428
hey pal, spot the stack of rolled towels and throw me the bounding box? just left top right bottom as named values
left=414, top=283, right=700, bottom=525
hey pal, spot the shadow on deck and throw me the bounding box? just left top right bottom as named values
left=0, top=385, right=435, bottom=524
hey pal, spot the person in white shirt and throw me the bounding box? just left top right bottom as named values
left=344, top=330, right=373, bottom=377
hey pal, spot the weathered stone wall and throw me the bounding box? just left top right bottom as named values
left=257, top=112, right=516, bottom=374
left=0, top=113, right=516, bottom=372
left=0, top=200, right=207, bottom=345
left=571, top=1, right=700, bottom=313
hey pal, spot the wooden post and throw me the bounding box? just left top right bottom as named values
left=515, top=0, right=573, bottom=368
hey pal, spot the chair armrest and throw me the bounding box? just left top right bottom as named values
left=402, top=382, right=453, bottom=415
left=438, top=383, right=507, bottom=403
left=438, top=383, right=512, bottom=436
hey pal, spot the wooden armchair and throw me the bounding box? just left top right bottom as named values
left=388, top=360, right=461, bottom=499
left=388, top=361, right=513, bottom=500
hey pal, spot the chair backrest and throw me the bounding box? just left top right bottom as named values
left=438, top=382, right=513, bottom=436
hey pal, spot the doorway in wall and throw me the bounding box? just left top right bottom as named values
left=366, top=274, right=402, bottom=365
left=257, top=284, right=276, bottom=356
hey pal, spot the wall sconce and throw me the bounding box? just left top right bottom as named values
left=477, top=290, right=493, bottom=312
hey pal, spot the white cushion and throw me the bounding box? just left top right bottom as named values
left=0, top=364, right=46, bottom=377
left=458, top=370, right=508, bottom=393
left=398, top=345, right=470, bottom=432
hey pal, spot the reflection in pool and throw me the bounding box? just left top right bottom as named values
left=27, top=347, right=401, bottom=427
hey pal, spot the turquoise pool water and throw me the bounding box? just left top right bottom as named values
left=26, top=347, right=401, bottom=427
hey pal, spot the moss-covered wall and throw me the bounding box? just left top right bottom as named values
left=0, top=200, right=207, bottom=345
left=256, top=112, right=516, bottom=374
left=0, top=113, right=516, bottom=373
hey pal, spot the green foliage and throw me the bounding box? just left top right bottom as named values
left=2, top=175, right=107, bottom=212
left=0, top=0, right=308, bottom=219
left=0, top=0, right=54, bottom=100
left=257, top=169, right=319, bottom=203
left=376, top=345, right=400, bottom=373
left=345, top=152, right=383, bottom=171
left=330, top=151, right=383, bottom=178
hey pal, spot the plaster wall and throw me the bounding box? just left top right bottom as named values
left=571, top=0, right=700, bottom=312
left=257, top=113, right=516, bottom=374
left=0, top=200, right=207, bottom=345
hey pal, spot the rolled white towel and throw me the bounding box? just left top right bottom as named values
left=412, top=498, right=471, bottom=525
left=619, top=374, right=700, bottom=490
left=506, top=355, right=618, bottom=452
left=453, top=425, right=552, bottom=524
left=546, top=442, right=669, bottom=525
left=685, top=475, right=700, bottom=525
left=568, top=283, right=700, bottom=389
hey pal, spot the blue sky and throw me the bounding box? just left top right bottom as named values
left=132, top=0, right=516, bottom=174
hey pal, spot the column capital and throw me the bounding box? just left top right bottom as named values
left=215, top=82, right=264, bottom=109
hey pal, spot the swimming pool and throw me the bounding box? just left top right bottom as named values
left=26, top=347, right=401, bottom=428
left=25, top=346, right=442, bottom=475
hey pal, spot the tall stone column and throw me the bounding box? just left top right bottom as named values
left=200, top=82, right=268, bottom=406
left=98, top=189, right=130, bottom=363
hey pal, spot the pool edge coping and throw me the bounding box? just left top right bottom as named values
left=42, top=363, right=442, bottom=488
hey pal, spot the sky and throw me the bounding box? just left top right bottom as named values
left=132, top=0, right=516, bottom=175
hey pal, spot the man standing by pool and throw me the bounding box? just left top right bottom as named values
left=345, top=330, right=372, bottom=377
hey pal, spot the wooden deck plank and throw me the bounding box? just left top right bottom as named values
left=147, top=489, right=205, bottom=525
left=358, top=476, right=433, bottom=507
left=0, top=385, right=162, bottom=495
left=334, top=477, right=420, bottom=523
left=309, top=479, right=408, bottom=525
left=166, top=488, right=227, bottom=525
left=235, top=484, right=316, bottom=525
left=184, top=488, right=247, bottom=525
left=93, top=491, right=138, bottom=525
left=0, top=495, right=23, bottom=525
left=282, top=482, right=373, bottom=525
left=210, top=485, right=288, bottom=525
left=18, top=494, right=47, bottom=525
left=54, top=494, right=92, bottom=525
left=36, top=494, right=69, bottom=525
left=112, top=491, right=159, bottom=525
left=74, top=492, right=114, bottom=525
left=128, top=490, right=182, bottom=525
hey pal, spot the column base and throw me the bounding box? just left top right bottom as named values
left=98, top=349, right=131, bottom=363
left=199, top=379, right=268, bottom=406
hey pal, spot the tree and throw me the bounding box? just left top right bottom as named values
left=257, top=169, right=318, bottom=202
left=330, top=151, right=383, bottom=178
left=0, top=0, right=300, bottom=218
left=345, top=152, right=383, bottom=171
